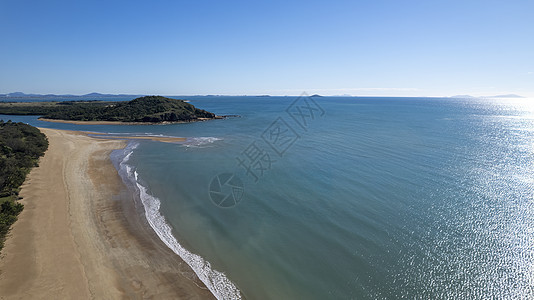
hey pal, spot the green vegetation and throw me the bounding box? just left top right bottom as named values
left=0, top=120, right=48, bottom=251
left=0, top=96, right=217, bottom=123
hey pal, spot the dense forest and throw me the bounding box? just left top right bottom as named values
left=0, top=121, right=48, bottom=251
left=0, top=96, right=218, bottom=123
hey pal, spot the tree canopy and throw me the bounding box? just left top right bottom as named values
left=0, top=120, right=48, bottom=251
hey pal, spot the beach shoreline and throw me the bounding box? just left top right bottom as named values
left=0, top=128, right=214, bottom=299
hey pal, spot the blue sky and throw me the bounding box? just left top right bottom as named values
left=1, top=0, right=533, bottom=96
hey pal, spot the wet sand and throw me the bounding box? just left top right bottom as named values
left=0, top=128, right=214, bottom=299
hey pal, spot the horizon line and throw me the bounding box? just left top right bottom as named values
left=0, top=92, right=528, bottom=99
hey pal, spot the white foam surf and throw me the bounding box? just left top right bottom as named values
left=182, top=137, right=223, bottom=148
left=116, top=144, right=241, bottom=300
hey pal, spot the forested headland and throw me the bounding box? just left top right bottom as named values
left=0, top=96, right=218, bottom=123
left=0, top=121, right=48, bottom=251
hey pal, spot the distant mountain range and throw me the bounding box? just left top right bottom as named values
left=0, top=92, right=144, bottom=99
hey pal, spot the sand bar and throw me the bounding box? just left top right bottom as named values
left=88, top=134, right=187, bottom=143
left=0, top=128, right=214, bottom=299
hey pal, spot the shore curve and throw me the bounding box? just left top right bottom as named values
left=0, top=128, right=214, bottom=299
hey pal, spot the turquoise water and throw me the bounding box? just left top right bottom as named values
left=2, top=96, right=533, bottom=299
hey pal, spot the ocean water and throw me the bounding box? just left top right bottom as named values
left=2, top=96, right=533, bottom=299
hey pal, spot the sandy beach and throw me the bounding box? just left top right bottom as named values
left=0, top=128, right=214, bottom=299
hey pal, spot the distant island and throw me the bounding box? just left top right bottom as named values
left=0, top=96, right=220, bottom=123
left=451, top=94, right=524, bottom=99
left=484, top=94, right=524, bottom=98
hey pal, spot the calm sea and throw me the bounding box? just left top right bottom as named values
left=2, top=96, right=533, bottom=299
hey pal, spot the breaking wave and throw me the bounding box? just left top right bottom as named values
left=113, top=142, right=241, bottom=300
left=181, top=137, right=223, bottom=148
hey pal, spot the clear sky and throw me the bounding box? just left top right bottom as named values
left=1, top=0, right=533, bottom=97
